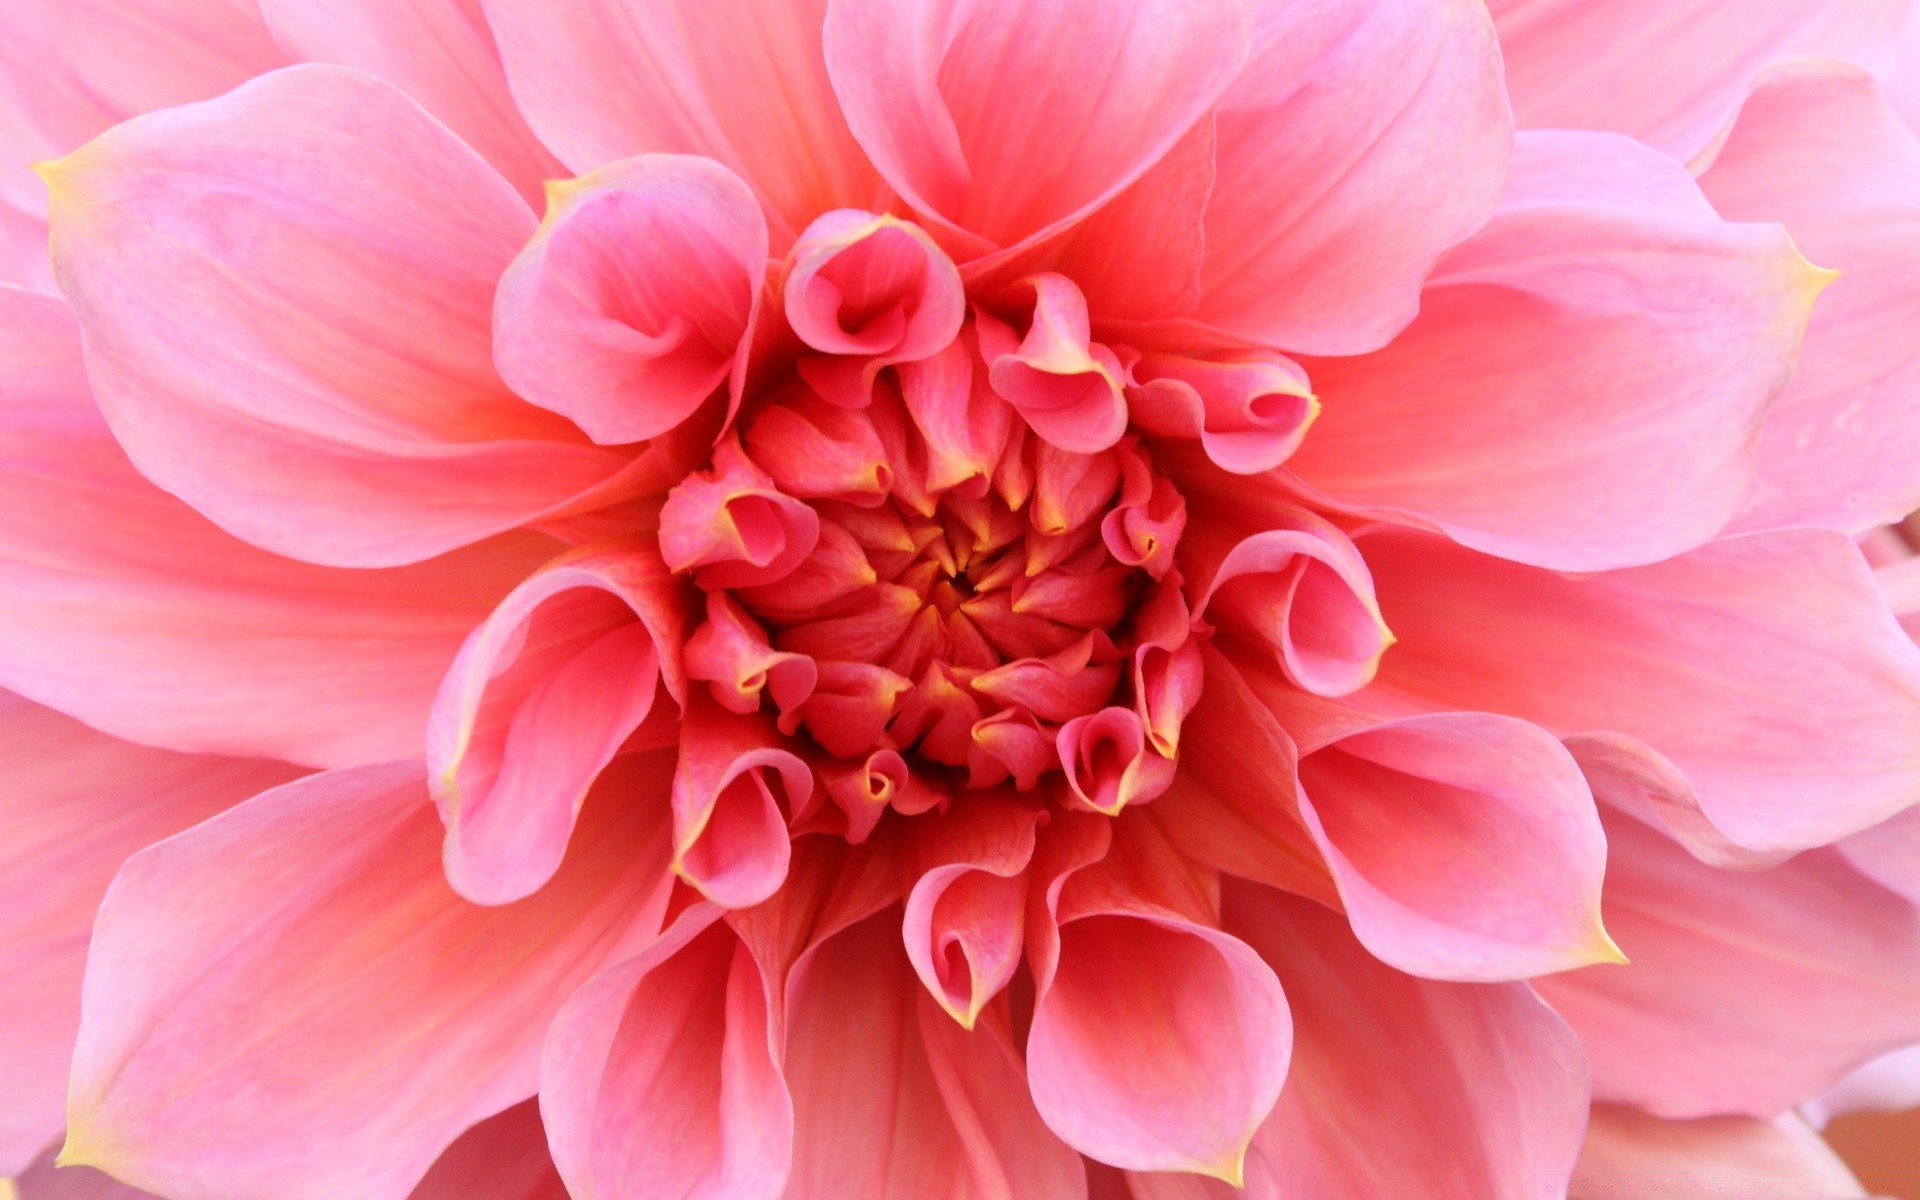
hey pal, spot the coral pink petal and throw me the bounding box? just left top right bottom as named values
left=403, top=1101, right=569, bottom=1200
left=1536, top=806, right=1920, bottom=1118
left=540, top=910, right=792, bottom=1200
left=1569, top=1106, right=1863, bottom=1200
left=63, top=753, right=678, bottom=1200
left=1125, top=352, right=1317, bottom=476
left=783, top=911, right=1086, bottom=1199
left=900, top=798, right=1041, bottom=1025
left=428, top=544, right=687, bottom=905
left=1487, top=0, right=1905, bottom=160
left=43, top=65, right=635, bottom=569
left=1365, top=527, right=1920, bottom=856
left=0, top=0, right=284, bottom=221
left=1128, top=881, right=1588, bottom=1200
left=660, top=440, right=822, bottom=589
left=1296, top=711, right=1615, bottom=982
left=480, top=0, right=876, bottom=248
left=259, top=0, right=563, bottom=205
left=1028, top=848, right=1291, bottom=1183
left=784, top=211, right=964, bottom=365
left=0, top=286, right=553, bottom=768
left=978, top=274, right=1128, bottom=454
left=1195, top=0, right=1512, bottom=355
left=671, top=700, right=812, bottom=908
left=1182, top=490, right=1388, bottom=698
left=1051, top=119, right=1216, bottom=323
left=495, top=155, right=769, bottom=445
left=1290, top=130, right=1825, bottom=572
left=1702, top=63, right=1920, bottom=535
left=823, top=0, right=1253, bottom=253
left=0, top=693, right=297, bottom=1176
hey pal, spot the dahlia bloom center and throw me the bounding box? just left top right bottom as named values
left=661, top=211, right=1207, bottom=828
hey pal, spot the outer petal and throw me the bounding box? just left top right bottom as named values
left=539, top=910, right=792, bottom=1200
left=259, top=0, right=564, bottom=205
left=1537, top=806, right=1920, bottom=1117
left=1362, top=524, right=1920, bottom=856
left=428, top=543, right=687, bottom=905
left=0, top=0, right=284, bottom=217
left=0, top=286, right=553, bottom=768
left=1129, top=881, right=1589, bottom=1200
left=1570, top=1107, right=1863, bottom=1200
left=1487, top=0, right=1905, bottom=160
left=1192, top=0, right=1512, bottom=355
left=63, top=754, right=676, bottom=1200
left=494, top=155, right=768, bottom=445
left=43, top=65, right=636, bottom=568
left=480, top=0, right=878, bottom=247
left=0, top=694, right=298, bottom=1175
left=1290, top=130, right=1826, bottom=571
left=13, top=1157, right=159, bottom=1199
left=784, top=910, right=1087, bottom=1199
left=823, top=0, right=1253, bottom=254
left=1701, top=63, right=1920, bottom=535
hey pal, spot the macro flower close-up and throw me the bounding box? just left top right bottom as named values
left=7, top=1, right=1920, bottom=1197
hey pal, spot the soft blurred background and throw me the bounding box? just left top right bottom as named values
left=1831, top=1107, right=1920, bottom=1197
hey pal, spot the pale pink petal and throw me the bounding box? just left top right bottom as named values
left=14, top=1154, right=160, bottom=1199
left=1363, top=526, right=1920, bottom=856
left=823, top=0, right=1253, bottom=254
left=259, top=0, right=564, bottom=205
left=0, top=286, right=554, bottom=768
left=1807, top=1043, right=1920, bottom=1125
left=1128, top=881, right=1588, bottom=1200
left=784, top=910, right=1086, bottom=1199
left=1487, top=0, right=1905, bottom=160
left=1192, top=0, right=1512, bottom=355
left=1028, top=821, right=1291, bottom=1182
left=427, top=544, right=687, bottom=905
left=495, top=155, right=768, bottom=445
left=1889, top=8, right=1920, bottom=132
left=480, top=0, right=878, bottom=247
left=540, top=909, right=792, bottom=1200
left=1295, top=710, right=1616, bottom=983
left=0, top=693, right=297, bottom=1176
left=1569, top=1106, right=1864, bottom=1200
left=1290, top=130, right=1826, bottom=571
left=0, top=0, right=284, bottom=219
left=1536, top=806, right=1920, bottom=1117
left=0, top=202, right=54, bottom=292
left=1701, top=63, right=1920, bottom=535
left=43, top=65, right=636, bottom=568
left=64, top=754, right=676, bottom=1200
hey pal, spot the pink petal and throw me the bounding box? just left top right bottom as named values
left=258, top=0, right=563, bottom=204
left=784, top=910, right=1086, bottom=1199
left=1193, top=0, right=1512, bottom=355
left=0, top=286, right=552, bottom=768
left=43, top=65, right=636, bottom=568
left=1128, top=881, right=1588, bottom=1200
left=977, top=274, right=1129, bottom=454
left=14, top=1154, right=160, bottom=1199
left=672, top=700, right=813, bottom=908
left=1180, top=485, right=1389, bottom=698
left=480, top=0, right=877, bottom=248
left=823, top=0, right=1252, bottom=254
left=901, top=799, right=1040, bottom=1026
left=428, top=543, right=687, bottom=905
left=1570, top=1106, right=1863, bottom=1200
left=1701, top=63, right=1920, bottom=535
left=1536, top=805, right=1920, bottom=1117
left=405, top=1101, right=568, bottom=1200
left=1364, top=527, right=1920, bottom=856
left=1124, top=351, right=1318, bottom=476
left=0, top=0, right=284, bottom=221
left=659, top=438, right=822, bottom=589
left=64, top=754, right=676, bottom=1200
left=784, top=210, right=964, bottom=367
left=1488, top=0, right=1906, bottom=160
left=0, top=693, right=297, bottom=1175
left=1027, top=821, right=1291, bottom=1182
left=1295, top=708, right=1617, bottom=982
left=494, top=155, right=769, bottom=445
left=1290, top=130, right=1826, bottom=571
left=540, top=909, right=792, bottom=1200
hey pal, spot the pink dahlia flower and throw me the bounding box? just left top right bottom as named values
left=5, top=1, right=1920, bottom=1197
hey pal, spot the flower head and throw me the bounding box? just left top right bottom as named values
left=5, top=2, right=1920, bottom=1198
